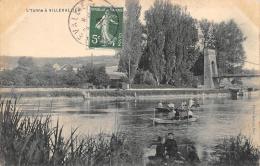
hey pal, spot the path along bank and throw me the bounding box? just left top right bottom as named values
left=0, top=88, right=230, bottom=99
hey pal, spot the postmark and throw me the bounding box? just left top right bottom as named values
left=68, top=0, right=94, bottom=46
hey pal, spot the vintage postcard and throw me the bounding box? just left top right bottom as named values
left=0, top=0, right=259, bottom=165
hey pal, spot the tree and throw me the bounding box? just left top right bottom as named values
left=77, top=65, right=93, bottom=84
left=16, top=57, right=35, bottom=71
left=144, top=0, right=167, bottom=85
left=200, top=19, right=246, bottom=75
left=12, top=57, right=37, bottom=86
left=199, top=19, right=216, bottom=49
left=58, top=69, right=79, bottom=87
left=37, top=64, right=57, bottom=86
left=134, top=69, right=156, bottom=85
left=164, top=4, right=199, bottom=86
left=77, top=65, right=110, bottom=87
left=118, top=0, right=143, bottom=83
left=140, top=0, right=199, bottom=86
left=214, top=20, right=246, bottom=74
left=92, top=66, right=110, bottom=87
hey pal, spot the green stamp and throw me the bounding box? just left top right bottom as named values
left=89, top=7, right=123, bottom=48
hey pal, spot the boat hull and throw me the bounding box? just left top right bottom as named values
left=155, top=107, right=172, bottom=112
left=151, top=116, right=198, bottom=124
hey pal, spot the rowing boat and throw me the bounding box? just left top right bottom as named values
left=151, top=116, right=198, bottom=124
left=155, top=107, right=201, bottom=113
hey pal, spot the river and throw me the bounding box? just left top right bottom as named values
left=18, top=91, right=260, bottom=161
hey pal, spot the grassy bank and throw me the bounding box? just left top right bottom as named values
left=0, top=87, right=229, bottom=99
left=0, top=98, right=144, bottom=166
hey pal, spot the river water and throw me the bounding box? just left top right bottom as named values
left=19, top=92, right=260, bottom=161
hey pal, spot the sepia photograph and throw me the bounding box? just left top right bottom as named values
left=0, top=0, right=259, bottom=165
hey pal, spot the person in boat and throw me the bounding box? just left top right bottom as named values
left=188, top=109, right=193, bottom=118
left=189, top=98, right=195, bottom=108
left=165, top=133, right=178, bottom=159
left=180, top=101, right=194, bottom=119
left=182, top=110, right=193, bottom=119
left=174, top=109, right=180, bottom=120
left=180, top=101, right=188, bottom=111
left=158, top=102, right=163, bottom=108
left=185, top=100, right=194, bottom=119
left=167, top=103, right=175, bottom=110
left=167, top=104, right=176, bottom=120
left=180, top=110, right=186, bottom=119
left=193, top=98, right=200, bottom=107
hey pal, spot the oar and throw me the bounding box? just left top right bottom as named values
left=153, top=108, right=155, bottom=125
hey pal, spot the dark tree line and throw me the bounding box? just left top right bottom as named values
left=0, top=57, right=110, bottom=87
left=119, top=0, right=246, bottom=87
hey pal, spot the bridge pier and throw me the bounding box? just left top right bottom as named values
left=204, top=48, right=218, bottom=89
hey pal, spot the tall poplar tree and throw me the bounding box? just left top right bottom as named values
left=144, top=0, right=167, bottom=85
left=142, top=0, right=199, bottom=86
left=118, top=0, right=143, bottom=83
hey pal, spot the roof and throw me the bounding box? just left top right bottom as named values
left=106, top=66, right=127, bottom=80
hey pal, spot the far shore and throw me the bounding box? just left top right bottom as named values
left=0, top=87, right=231, bottom=99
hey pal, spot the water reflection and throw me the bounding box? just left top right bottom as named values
left=18, top=92, right=260, bottom=161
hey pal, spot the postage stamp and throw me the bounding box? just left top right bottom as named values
left=89, top=7, right=123, bottom=48
left=68, top=0, right=123, bottom=49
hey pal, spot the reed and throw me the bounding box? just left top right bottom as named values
left=0, top=97, right=144, bottom=166
left=210, top=134, right=260, bottom=166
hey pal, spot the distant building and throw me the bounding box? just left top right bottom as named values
left=106, top=66, right=127, bottom=89
left=53, top=63, right=81, bottom=73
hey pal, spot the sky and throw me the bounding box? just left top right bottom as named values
left=0, top=0, right=259, bottom=69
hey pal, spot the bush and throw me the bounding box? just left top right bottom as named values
left=210, top=134, right=260, bottom=166
left=134, top=70, right=156, bottom=85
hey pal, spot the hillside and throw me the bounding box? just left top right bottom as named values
left=0, top=55, right=119, bottom=69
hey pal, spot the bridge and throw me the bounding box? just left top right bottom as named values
left=213, top=73, right=260, bottom=79
left=203, top=48, right=260, bottom=88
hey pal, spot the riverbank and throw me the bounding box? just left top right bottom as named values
left=0, top=87, right=230, bottom=99
left=1, top=98, right=259, bottom=166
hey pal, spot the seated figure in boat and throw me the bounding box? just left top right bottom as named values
left=174, top=109, right=180, bottom=120
left=167, top=105, right=176, bottom=120
left=189, top=98, right=195, bottom=108
left=158, top=102, right=163, bottom=108
left=182, top=110, right=193, bottom=119
left=167, top=103, right=175, bottom=109
left=181, top=101, right=188, bottom=110
left=180, top=109, right=187, bottom=119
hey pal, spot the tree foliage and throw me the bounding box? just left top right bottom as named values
left=140, top=0, right=199, bottom=86
left=200, top=19, right=246, bottom=75
left=144, top=0, right=167, bottom=85
left=118, top=0, right=143, bottom=83
left=0, top=57, right=110, bottom=88
left=77, top=65, right=110, bottom=87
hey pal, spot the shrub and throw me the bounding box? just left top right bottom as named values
left=134, top=70, right=156, bottom=85
left=210, top=134, right=260, bottom=166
